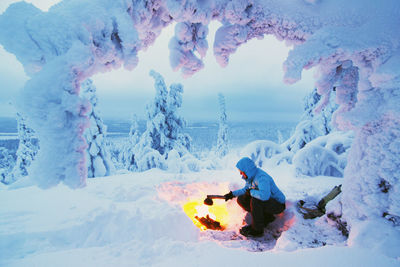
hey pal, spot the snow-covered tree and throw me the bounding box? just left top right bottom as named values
left=121, top=114, right=141, bottom=170
left=167, top=82, right=191, bottom=153
left=81, top=79, right=115, bottom=178
left=283, top=88, right=338, bottom=153
left=292, top=131, right=354, bottom=177
left=241, top=87, right=352, bottom=177
left=141, top=70, right=170, bottom=156
left=282, top=88, right=354, bottom=177
left=0, top=147, right=15, bottom=184
left=4, top=113, right=38, bottom=184
left=216, top=93, right=228, bottom=157
left=132, top=70, right=191, bottom=171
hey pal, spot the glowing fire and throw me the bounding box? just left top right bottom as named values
left=183, top=199, right=229, bottom=231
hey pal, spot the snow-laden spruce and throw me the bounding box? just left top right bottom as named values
left=241, top=88, right=353, bottom=178
left=81, top=79, right=115, bottom=178
left=216, top=93, right=229, bottom=157
left=3, top=113, right=38, bottom=184
left=0, top=0, right=399, bottom=252
left=120, top=114, right=141, bottom=171
left=126, top=70, right=192, bottom=172
left=283, top=89, right=338, bottom=153
left=0, top=148, right=14, bottom=183
left=292, top=131, right=354, bottom=177
left=285, top=89, right=354, bottom=178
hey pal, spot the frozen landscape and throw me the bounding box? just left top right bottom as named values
left=1, top=0, right=400, bottom=266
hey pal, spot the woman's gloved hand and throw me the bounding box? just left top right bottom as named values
left=224, top=191, right=234, bottom=201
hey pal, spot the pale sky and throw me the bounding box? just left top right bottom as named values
left=0, top=0, right=315, bottom=123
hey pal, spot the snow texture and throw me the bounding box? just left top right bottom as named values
left=240, top=140, right=288, bottom=168
left=0, top=0, right=400, bottom=248
left=293, top=131, right=354, bottom=177
left=169, top=22, right=208, bottom=77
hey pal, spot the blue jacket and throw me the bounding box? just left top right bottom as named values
left=232, top=157, right=286, bottom=203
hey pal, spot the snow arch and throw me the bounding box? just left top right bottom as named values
left=0, top=0, right=399, bottom=227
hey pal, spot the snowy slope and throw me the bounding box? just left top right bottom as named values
left=1, top=164, right=398, bottom=266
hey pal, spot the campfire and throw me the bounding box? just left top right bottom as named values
left=183, top=200, right=229, bottom=231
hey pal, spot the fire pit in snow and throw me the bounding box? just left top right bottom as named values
left=159, top=181, right=296, bottom=252
left=183, top=199, right=229, bottom=231
left=158, top=181, right=246, bottom=232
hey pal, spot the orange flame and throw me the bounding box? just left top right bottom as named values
left=183, top=199, right=229, bottom=231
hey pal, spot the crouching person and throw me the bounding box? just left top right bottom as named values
left=224, top=157, right=286, bottom=237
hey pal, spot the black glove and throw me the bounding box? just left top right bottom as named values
left=224, top=191, right=234, bottom=201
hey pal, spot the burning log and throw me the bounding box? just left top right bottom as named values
left=183, top=200, right=229, bottom=231
left=195, top=215, right=225, bottom=231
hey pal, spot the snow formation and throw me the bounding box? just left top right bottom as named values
left=81, top=79, right=115, bottom=178
left=0, top=147, right=14, bottom=182
left=120, top=114, right=141, bottom=171
left=123, top=70, right=192, bottom=172
left=216, top=93, right=229, bottom=157
left=292, top=131, right=354, bottom=177
left=240, top=88, right=353, bottom=178
left=4, top=113, right=38, bottom=184
left=283, top=88, right=338, bottom=153
left=0, top=0, right=399, bottom=252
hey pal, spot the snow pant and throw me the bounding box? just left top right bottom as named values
left=237, top=193, right=286, bottom=231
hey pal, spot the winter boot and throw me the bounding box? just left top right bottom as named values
left=239, top=225, right=264, bottom=237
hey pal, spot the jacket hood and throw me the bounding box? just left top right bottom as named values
left=236, top=157, right=257, bottom=179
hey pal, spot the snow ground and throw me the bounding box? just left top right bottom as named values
left=1, top=162, right=398, bottom=266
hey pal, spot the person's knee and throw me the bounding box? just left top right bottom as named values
left=250, top=196, right=263, bottom=209
left=237, top=195, right=251, bottom=212
left=237, top=195, right=243, bottom=206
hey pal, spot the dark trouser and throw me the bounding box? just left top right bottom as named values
left=237, top=193, right=286, bottom=231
